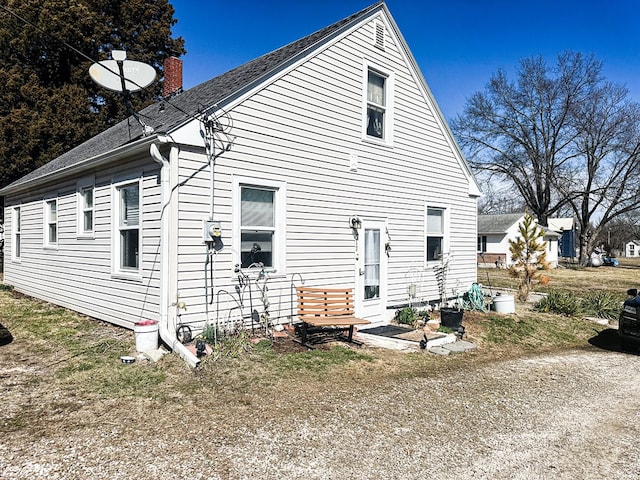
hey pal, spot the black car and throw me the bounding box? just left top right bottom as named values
left=619, top=289, right=640, bottom=349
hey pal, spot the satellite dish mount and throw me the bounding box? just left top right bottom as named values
left=89, top=50, right=157, bottom=135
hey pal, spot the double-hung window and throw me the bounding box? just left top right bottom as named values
left=426, top=207, right=446, bottom=262
left=366, top=69, right=386, bottom=139
left=13, top=206, right=21, bottom=260
left=235, top=178, right=285, bottom=272
left=477, top=235, right=487, bottom=253
left=44, top=199, right=57, bottom=247
left=79, top=185, right=94, bottom=235
left=116, top=182, right=140, bottom=272
left=240, top=186, right=275, bottom=269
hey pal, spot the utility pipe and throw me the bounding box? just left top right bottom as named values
left=150, top=139, right=200, bottom=368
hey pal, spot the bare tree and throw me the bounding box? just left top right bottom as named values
left=556, top=83, right=640, bottom=261
left=476, top=176, right=526, bottom=214
left=453, top=51, right=640, bottom=264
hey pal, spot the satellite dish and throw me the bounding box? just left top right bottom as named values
left=89, top=59, right=156, bottom=92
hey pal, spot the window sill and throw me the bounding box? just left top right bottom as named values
left=362, top=135, right=394, bottom=149
left=76, top=233, right=95, bottom=240
left=43, top=245, right=58, bottom=251
left=111, top=271, right=143, bottom=282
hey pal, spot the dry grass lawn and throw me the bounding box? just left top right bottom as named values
left=479, top=256, right=640, bottom=297
left=0, top=261, right=631, bottom=479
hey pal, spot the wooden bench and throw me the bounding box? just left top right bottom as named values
left=295, top=287, right=370, bottom=346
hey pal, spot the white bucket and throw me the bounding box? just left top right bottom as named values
left=134, top=320, right=159, bottom=352
left=492, top=294, right=515, bottom=314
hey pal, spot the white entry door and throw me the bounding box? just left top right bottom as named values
left=355, top=220, right=387, bottom=322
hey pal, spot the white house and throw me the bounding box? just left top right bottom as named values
left=626, top=241, right=640, bottom=258
left=477, top=213, right=560, bottom=268
left=0, top=2, right=481, bottom=366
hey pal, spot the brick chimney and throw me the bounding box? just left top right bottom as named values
left=163, top=57, right=183, bottom=98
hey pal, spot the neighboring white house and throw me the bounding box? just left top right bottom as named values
left=626, top=241, right=640, bottom=258
left=0, top=2, right=481, bottom=366
left=477, top=213, right=560, bottom=268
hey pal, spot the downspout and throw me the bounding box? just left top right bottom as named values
left=150, top=140, right=200, bottom=368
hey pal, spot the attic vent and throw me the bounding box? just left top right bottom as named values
left=374, top=21, right=385, bottom=50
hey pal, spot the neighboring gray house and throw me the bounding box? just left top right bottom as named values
left=477, top=213, right=560, bottom=268
left=0, top=2, right=481, bottom=366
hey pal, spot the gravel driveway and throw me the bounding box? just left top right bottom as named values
left=2, top=339, right=640, bottom=479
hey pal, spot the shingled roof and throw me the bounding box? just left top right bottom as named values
left=1, top=1, right=384, bottom=194
left=477, top=213, right=525, bottom=234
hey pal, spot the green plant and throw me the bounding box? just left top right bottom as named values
left=438, top=325, right=453, bottom=334
left=0, top=283, right=14, bottom=291
left=534, top=290, right=581, bottom=316
left=396, top=306, right=417, bottom=325
left=211, top=327, right=253, bottom=359
left=508, top=212, right=550, bottom=301
left=580, top=291, right=622, bottom=320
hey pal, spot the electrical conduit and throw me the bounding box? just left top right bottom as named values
left=150, top=139, right=200, bottom=368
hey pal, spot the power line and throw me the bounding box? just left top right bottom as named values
left=0, top=2, right=196, bottom=119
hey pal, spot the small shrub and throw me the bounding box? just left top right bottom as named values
left=534, top=290, right=581, bottom=316
left=396, top=307, right=417, bottom=325
left=0, top=284, right=14, bottom=291
left=580, top=291, right=621, bottom=320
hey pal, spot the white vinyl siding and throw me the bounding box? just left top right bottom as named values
left=4, top=10, right=478, bottom=331
left=169, top=15, right=477, bottom=328
left=2, top=157, right=161, bottom=330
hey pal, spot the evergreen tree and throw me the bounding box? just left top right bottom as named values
left=508, top=212, right=550, bottom=301
left=0, top=0, right=185, bottom=188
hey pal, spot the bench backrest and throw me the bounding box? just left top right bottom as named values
left=296, top=287, right=355, bottom=318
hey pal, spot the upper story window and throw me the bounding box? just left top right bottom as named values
left=115, top=181, right=140, bottom=273
left=235, top=177, right=286, bottom=273
left=426, top=207, right=446, bottom=262
left=44, top=199, right=57, bottom=247
left=367, top=69, right=386, bottom=139
left=13, top=206, right=21, bottom=260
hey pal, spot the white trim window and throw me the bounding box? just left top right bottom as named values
left=477, top=235, right=487, bottom=253
left=114, top=180, right=141, bottom=274
left=77, top=178, right=95, bottom=237
left=234, top=177, right=286, bottom=272
left=12, top=206, right=21, bottom=260
left=363, top=64, right=393, bottom=143
left=426, top=207, right=447, bottom=262
left=367, top=69, right=386, bottom=139
left=44, top=198, right=58, bottom=247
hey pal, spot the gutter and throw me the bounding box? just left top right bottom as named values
left=150, top=137, right=200, bottom=368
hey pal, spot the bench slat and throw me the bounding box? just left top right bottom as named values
left=299, top=316, right=370, bottom=327
left=296, top=286, right=369, bottom=327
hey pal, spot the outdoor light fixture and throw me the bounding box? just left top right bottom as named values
left=349, top=215, right=362, bottom=229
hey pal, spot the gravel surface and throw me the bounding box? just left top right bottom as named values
left=3, top=343, right=640, bottom=480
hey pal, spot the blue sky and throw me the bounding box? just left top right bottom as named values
left=170, top=0, right=640, bottom=120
